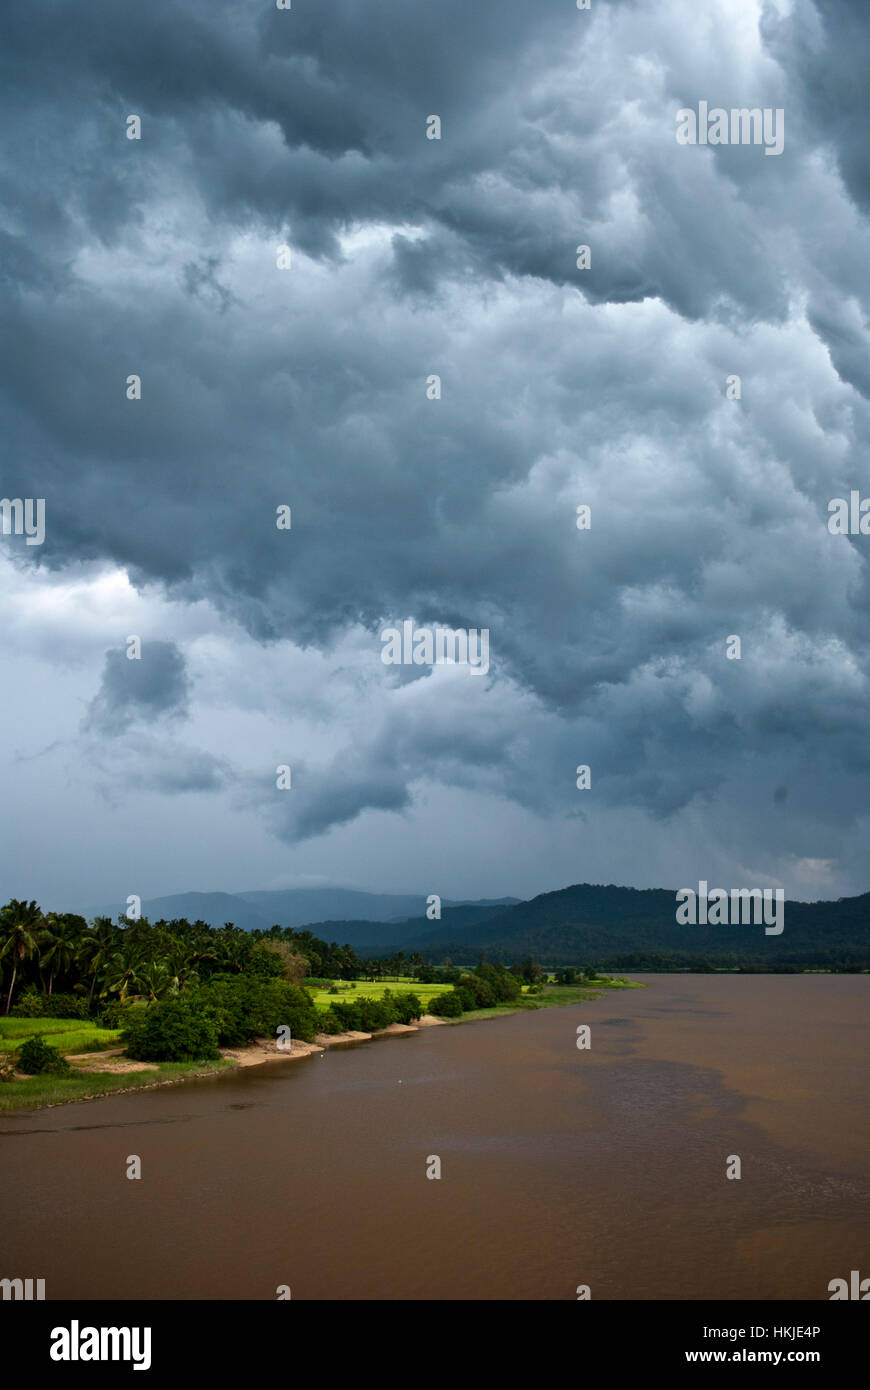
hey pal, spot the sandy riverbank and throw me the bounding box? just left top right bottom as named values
left=314, top=1017, right=446, bottom=1046
left=47, top=1017, right=447, bottom=1081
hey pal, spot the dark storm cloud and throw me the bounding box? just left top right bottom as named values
left=4, top=0, right=870, bottom=870
left=84, top=641, right=190, bottom=735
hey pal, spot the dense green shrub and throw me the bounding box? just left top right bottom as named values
left=248, top=947, right=285, bottom=979
left=193, top=976, right=319, bottom=1046
left=389, top=991, right=422, bottom=1025
left=458, top=974, right=494, bottom=1008
left=122, top=997, right=220, bottom=1062
left=12, top=990, right=91, bottom=1020
left=99, top=998, right=147, bottom=1029
left=17, top=1036, right=70, bottom=1074
left=429, top=990, right=464, bottom=1018
left=321, top=990, right=421, bottom=1033
left=327, top=995, right=392, bottom=1032
left=479, top=963, right=522, bottom=1002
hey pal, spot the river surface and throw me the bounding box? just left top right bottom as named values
left=1, top=975, right=868, bottom=1299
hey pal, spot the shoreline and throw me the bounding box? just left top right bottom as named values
left=0, top=990, right=637, bottom=1113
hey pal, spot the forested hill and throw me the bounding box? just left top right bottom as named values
left=408, top=882, right=870, bottom=967
left=279, top=903, right=513, bottom=951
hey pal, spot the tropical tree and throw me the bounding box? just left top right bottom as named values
left=39, top=914, right=81, bottom=996
left=0, top=900, right=44, bottom=1014
left=78, top=918, right=118, bottom=1006
left=104, top=950, right=146, bottom=1003
left=138, top=959, right=173, bottom=1002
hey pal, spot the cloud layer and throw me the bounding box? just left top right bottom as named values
left=3, top=0, right=870, bottom=909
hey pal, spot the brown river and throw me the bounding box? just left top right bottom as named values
left=1, top=975, right=868, bottom=1299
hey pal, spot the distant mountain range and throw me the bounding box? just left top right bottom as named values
left=86, top=888, right=521, bottom=941
left=86, top=881, right=870, bottom=968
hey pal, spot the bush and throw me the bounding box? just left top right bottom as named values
left=248, top=947, right=285, bottom=979
left=122, top=997, right=220, bottom=1062
left=11, top=989, right=45, bottom=1017
left=471, top=963, right=522, bottom=1003
left=12, top=990, right=92, bottom=1020
left=193, top=976, right=319, bottom=1046
left=459, top=974, right=494, bottom=1008
left=99, top=1000, right=124, bottom=1028
left=429, top=991, right=464, bottom=1018
left=390, top=991, right=422, bottom=1025
left=326, top=994, right=397, bottom=1032
left=17, top=1035, right=70, bottom=1074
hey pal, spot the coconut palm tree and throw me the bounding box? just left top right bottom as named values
left=138, top=959, right=173, bottom=1002
left=78, top=919, right=118, bottom=1006
left=39, top=914, right=80, bottom=996
left=0, top=900, right=44, bottom=1014
left=104, top=950, right=145, bottom=1003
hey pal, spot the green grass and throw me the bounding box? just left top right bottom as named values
left=534, top=978, right=644, bottom=1008
left=307, top=978, right=453, bottom=1013
left=307, top=975, right=643, bottom=1020
left=0, top=1017, right=122, bottom=1053
left=0, top=1058, right=233, bottom=1112
left=449, top=1001, right=539, bottom=1022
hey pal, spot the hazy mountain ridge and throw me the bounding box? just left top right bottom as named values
left=86, top=888, right=521, bottom=935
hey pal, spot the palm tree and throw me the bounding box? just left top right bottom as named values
left=39, top=914, right=79, bottom=996
left=139, top=959, right=172, bottom=1002
left=104, top=950, right=145, bottom=1003
left=0, top=900, right=44, bottom=1014
left=78, top=919, right=118, bottom=1006
left=162, top=944, right=198, bottom=995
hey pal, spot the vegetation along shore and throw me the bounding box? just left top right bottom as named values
left=0, top=899, right=640, bottom=1111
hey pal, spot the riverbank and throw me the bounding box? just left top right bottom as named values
left=0, top=982, right=641, bottom=1112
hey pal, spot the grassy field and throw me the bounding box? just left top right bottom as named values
left=307, top=974, right=643, bottom=1017
left=307, top=978, right=454, bottom=1012
left=0, top=1015, right=231, bottom=1112
left=0, top=1017, right=122, bottom=1053
left=0, top=1059, right=232, bottom=1112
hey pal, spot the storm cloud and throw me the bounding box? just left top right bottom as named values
left=3, top=0, right=870, bottom=909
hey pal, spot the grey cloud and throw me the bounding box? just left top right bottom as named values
left=3, top=0, right=870, bottom=894
left=84, top=641, right=191, bottom=735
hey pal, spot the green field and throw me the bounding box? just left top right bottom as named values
left=0, top=1015, right=230, bottom=1112
left=306, top=975, right=641, bottom=1016
left=0, top=1059, right=232, bottom=1112
left=306, top=978, right=458, bottom=1012
left=0, top=1017, right=122, bottom=1053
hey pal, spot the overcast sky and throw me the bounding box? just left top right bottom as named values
left=3, top=0, right=870, bottom=915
